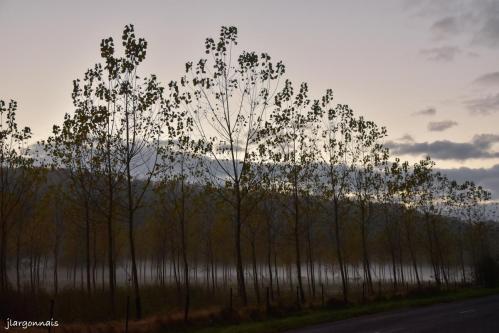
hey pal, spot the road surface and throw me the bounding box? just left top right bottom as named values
left=285, top=294, right=499, bottom=333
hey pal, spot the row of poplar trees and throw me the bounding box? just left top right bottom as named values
left=0, top=25, right=495, bottom=322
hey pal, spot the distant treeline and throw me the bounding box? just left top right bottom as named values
left=0, top=25, right=497, bottom=323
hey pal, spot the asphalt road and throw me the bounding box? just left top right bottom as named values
left=285, top=294, right=499, bottom=333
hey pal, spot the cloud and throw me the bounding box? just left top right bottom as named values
left=413, top=107, right=437, bottom=116
left=473, top=72, right=499, bottom=86
left=464, top=93, right=499, bottom=114
left=431, top=16, right=460, bottom=39
left=398, top=134, right=415, bottom=142
left=472, top=134, right=499, bottom=148
left=410, top=0, right=499, bottom=49
left=472, top=15, right=499, bottom=48
left=420, top=46, right=461, bottom=62
left=386, top=134, right=499, bottom=160
left=427, top=120, right=458, bottom=132
left=403, top=0, right=460, bottom=18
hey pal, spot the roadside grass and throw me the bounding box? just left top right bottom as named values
left=189, top=287, right=499, bottom=333
left=1, top=284, right=231, bottom=323
left=12, top=286, right=497, bottom=332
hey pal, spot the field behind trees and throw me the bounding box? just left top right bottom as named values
left=1, top=25, right=498, bottom=330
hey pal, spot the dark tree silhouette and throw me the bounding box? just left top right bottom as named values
left=0, top=100, right=36, bottom=291
left=171, top=26, right=285, bottom=305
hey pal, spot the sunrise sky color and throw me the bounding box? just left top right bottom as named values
left=1, top=0, right=498, bottom=196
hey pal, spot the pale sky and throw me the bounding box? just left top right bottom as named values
left=1, top=0, right=499, bottom=195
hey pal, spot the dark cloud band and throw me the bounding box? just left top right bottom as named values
left=386, top=134, right=499, bottom=160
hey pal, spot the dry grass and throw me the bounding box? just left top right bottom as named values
left=3, top=283, right=488, bottom=333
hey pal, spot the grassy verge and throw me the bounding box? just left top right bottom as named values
left=191, top=287, right=499, bottom=333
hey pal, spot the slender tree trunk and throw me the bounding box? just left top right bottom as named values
left=125, top=96, right=142, bottom=319
left=107, top=168, right=116, bottom=315
left=85, top=199, right=91, bottom=294
left=424, top=213, right=440, bottom=286
left=211, top=257, right=216, bottom=292
left=234, top=182, right=247, bottom=305
left=29, top=251, right=34, bottom=292
left=384, top=208, right=398, bottom=288
left=16, top=229, right=21, bottom=292
left=180, top=176, right=190, bottom=322
left=250, top=238, right=260, bottom=305
left=92, top=226, right=97, bottom=290
left=432, top=220, right=449, bottom=286
left=405, top=212, right=421, bottom=287
left=306, top=223, right=315, bottom=297
left=389, top=240, right=398, bottom=288
left=274, top=252, right=280, bottom=297
left=396, top=217, right=405, bottom=285
left=54, top=232, right=59, bottom=295
left=128, top=193, right=141, bottom=320
left=0, top=221, right=7, bottom=291
left=35, top=255, right=40, bottom=290
left=333, top=196, right=348, bottom=302
left=266, top=222, right=274, bottom=300
left=72, top=259, right=77, bottom=289
left=360, top=201, right=373, bottom=293
left=293, top=177, right=305, bottom=304
left=458, top=226, right=467, bottom=284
